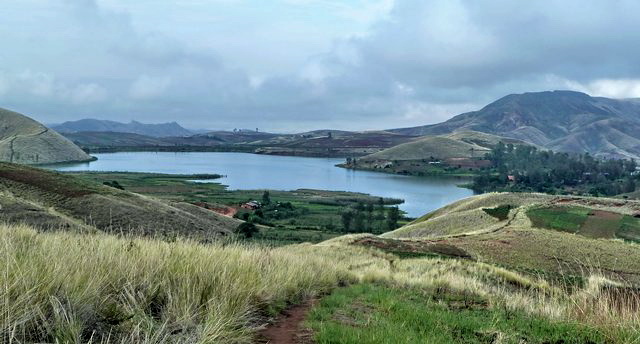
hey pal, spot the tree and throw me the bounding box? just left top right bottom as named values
left=236, top=222, right=259, bottom=238
left=386, top=206, right=401, bottom=230
left=262, top=190, right=271, bottom=205
left=623, top=177, right=637, bottom=193
left=353, top=212, right=365, bottom=232
left=341, top=211, right=354, bottom=232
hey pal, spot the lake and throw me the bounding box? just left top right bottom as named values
left=50, top=152, right=474, bottom=218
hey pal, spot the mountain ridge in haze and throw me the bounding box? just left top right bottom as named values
left=390, top=90, right=640, bottom=160
left=52, top=119, right=193, bottom=137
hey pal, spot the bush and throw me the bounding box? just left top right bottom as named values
left=237, top=222, right=259, bottom=238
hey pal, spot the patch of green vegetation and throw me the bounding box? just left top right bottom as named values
left=527, top=206, right=590, bottom=233
left=617, top=215, right=640, bottom=242
left=527, top=206, right=640, bottom=243
left=69, top=172, right=406, bottom=245
left=482, top=204, right=512, bottom=220
left=307, top=283, right=606, bottom=344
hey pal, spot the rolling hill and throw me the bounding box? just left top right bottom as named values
left=0, top=108, right=93, bottom=164
left=358, top=131, right=526, bottom=161
left=52, top=118, right=194, bottom=137
left=367, top=192, right=640, bottom=283
left=0, top=162, right=240, bottom=240
left=391, top=90, right=640, bottom=160
left=342, top=131, right=532, bottom=175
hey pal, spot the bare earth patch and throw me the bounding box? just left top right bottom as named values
left=579, top=210, right=622, bottom=239
left=258, top=299, right=317, bottom=344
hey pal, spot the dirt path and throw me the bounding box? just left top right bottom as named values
left=258, top=299, right=316, bottom=344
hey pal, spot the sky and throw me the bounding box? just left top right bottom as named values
left=2, top=0, right=640, bottom=132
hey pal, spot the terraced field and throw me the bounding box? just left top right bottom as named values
left=378, top=193, right=640, bottom=284
left=528, top=205, right=640, bottom=242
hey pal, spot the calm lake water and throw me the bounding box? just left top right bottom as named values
left=50, top=152, right=474, bottom=218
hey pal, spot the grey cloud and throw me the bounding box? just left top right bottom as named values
left=2, top=0, right=640, bottom=130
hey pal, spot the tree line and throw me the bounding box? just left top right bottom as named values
left=472, top=142, right=638, bottom=196
left=341, top=198, right=401, bottom=233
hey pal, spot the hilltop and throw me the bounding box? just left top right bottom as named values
left=52, top=118, right=194, bottom=137
left=0, top=162, right=240, bottom=240
left=0, top=108, right=93, bottom=164
left=361, top=131, right=529, bottom=161
left=391, top=91, right=640, bottom=160
left=340, top=131, right=531, bottom=176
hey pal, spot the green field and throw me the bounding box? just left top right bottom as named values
left=527, top=205, right=640, bottom=242
left=308, top=284, right=607, bottom=344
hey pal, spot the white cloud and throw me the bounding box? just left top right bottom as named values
left=129, top=75, right=172, bottom=99
left=581, top=79, right=640, bottom=99
left=68, top=83, right=108, bottom=104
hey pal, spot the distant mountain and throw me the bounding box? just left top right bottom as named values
left=0, top=108, right=93, bottom=164
left=63, top=131, right=171, bottom=147
left=391, top=91, right=640, bottom=160
left=52, top=119, right=193, bottom=137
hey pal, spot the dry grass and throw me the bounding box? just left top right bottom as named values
left=2, top=223, right=640, bottom=343
left=0, top=224, right=360, bottom=343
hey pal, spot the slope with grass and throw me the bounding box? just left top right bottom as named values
left=339, top=131, right=532, bottom=176
left=378, top=193, right=640, bottom=284
left=0, top=162, right=239, bottom=240
left=3, top=224, right=639, bottom=343
left=0, top=107, right=93, bottom=164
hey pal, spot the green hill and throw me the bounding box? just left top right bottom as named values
left=0, top=162, right=240, bottom=240
left=0, top=108, right=93, bottom=164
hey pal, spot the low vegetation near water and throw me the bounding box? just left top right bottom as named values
left=72, top=172, right=408, bottom=245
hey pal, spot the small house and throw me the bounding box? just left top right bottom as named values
left=241, top=201, right=261, bottom=210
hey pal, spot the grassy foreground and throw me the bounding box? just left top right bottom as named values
left=308, top=284, right=604, bottom=344
left=2, top=225, right=640, bottom=343
left=0, top=224, right=356, bottom=343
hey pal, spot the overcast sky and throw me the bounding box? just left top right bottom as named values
left=2, top=0, right=640, bottom=132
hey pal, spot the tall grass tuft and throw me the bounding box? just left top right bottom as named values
left=0, top=224, right=357, bottom=343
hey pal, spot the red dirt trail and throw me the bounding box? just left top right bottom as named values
left=258, top=299, right=316, bottom=344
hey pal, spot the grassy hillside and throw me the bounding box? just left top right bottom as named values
left=362, top=135, right=487, bottom=161
left=361, top=131, right=531, bottom=161
left=69, top=171, right=406, bottom=245
left=0, top=162, right=240, bottom=240
left=338, top=131, right=531, bottom=177
left=0, top=108, right=93, bottom=164
left=3, top=224, right=639, bottom=343
left=379, top=193, right=640, bottom=283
